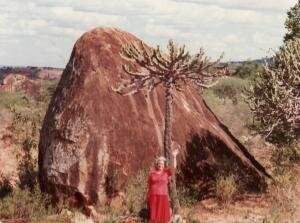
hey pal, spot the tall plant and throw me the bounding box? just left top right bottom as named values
left=246, top=40, right=300, bottom=143
left=114, top=40, right=225, bottom=214
left=284, top=0, right=300, bottom=42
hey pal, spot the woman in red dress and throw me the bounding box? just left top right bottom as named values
left=147, top=149, right=179, bottom=223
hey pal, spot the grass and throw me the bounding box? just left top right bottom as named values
left=124, top=170, right=148, bottom=216
left=215, top=174, right=238, bottom=204
left=0, top=92, right=31, bottom=110
left=204, top=76, right=300, bottom=221
left=264, top=168, right=299, bottom=222
left=210, top=76, right=250, bottom=105
left=177, top=185, right=198, bottom=207
left=0, top=85, right=62, bottom=221
left=261, top=141, right=300, bottom=222
left=0, top=185, right=54, bottom=220
left=1, top=75, right=299, bottom=222
left=0, top=173, right=13, bottom=199
left=36, top=79, right=58, bottom=103
left=98, top=170, right=148, bottom=222
left=203, top=77, right=254, bottom=143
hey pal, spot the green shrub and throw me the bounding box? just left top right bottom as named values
left=0, top=92, right=30, bottom=110
left=202, top=89, right=222, bottom=109
left=177, top=185, right=198, bottom=207
left=0, top=173, right=13, bottom=199
left=215, top=174, right=237, bottom=204
left=124, top=170, right=148, bottom=216
left=18, top=153, right=38, bottom=190
left=209, top=77, right=249, bottom=104
left=184, top=209, right=201, bottom=223
left=36, top=79, right=58, bottom=103
left=271, top=144, right=300, bottom=168
left=245, top=40, right=300, bottom=144
left=101, top=170, right=149, bottom=221
left=102, top=216, right=117, bottom=223
left=0, top=185, right=54, bottom=220
left=7, top=95, right=44, bottom=190
left=234, top=61, right=263, bottom=79
left=265, top=168, right=298, bottom=222
left=203, top=79, right=254, bottom=141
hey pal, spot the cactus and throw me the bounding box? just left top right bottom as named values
left=284, top=0, right=300, bottom=42
left=246, top=39, right=300, bottom=143
left=114, top=40, right=225, bottom=215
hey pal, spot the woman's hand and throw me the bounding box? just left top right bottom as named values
left=171, top=148, right=179, bottom=169
left=171, top=148, right=179, bottom=157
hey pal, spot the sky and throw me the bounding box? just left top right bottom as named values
left=0, top=0, right=297, bottom=68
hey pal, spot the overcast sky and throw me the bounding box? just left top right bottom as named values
left=0, top=0, right=297, bottom=68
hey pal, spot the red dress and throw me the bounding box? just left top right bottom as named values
left=147, top=168, right=172, bottom=222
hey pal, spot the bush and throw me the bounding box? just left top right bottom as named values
left=0, top=173, right=13, bottom=199
left=18, top=152, right=38, bottom=190
left=8, top=96, right=43, bottom=189
left=0, top=185, right=54, bottom=220
left=271, top=142, right=300, bottom=168
left=246, top=40, right=300, bottom=143
left=215, top=174, right=237, bottom=204
left=177, top=185, right=198, bottom=207
left=210, top=77, right=249, bottom=104
left=234, top=61, right=263, bottom=79
left=36, top=79, right=58, bottom=103
left=184, top=209, right=201, bottom=223
left=265, top=168, right=299, bottom=222
left=0, top=92, right=30, bottom=110
left=124, top=170, right=148, bottom=216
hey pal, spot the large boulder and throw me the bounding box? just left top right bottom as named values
left=38, top=28, right=269, bottom=207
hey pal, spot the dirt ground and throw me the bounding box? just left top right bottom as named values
left=181, top=165, right=300, bottom=223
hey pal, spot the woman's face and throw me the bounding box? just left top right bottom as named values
left=156, top=160, right=165, bottom=171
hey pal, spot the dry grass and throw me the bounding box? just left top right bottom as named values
left=0, top=185, right=53, bottom=220
left=262, top=150, right=300, bottom=223
left=215, top=174, right=238, bottom=204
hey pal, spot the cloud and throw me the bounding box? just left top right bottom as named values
left=0, top=0, right=297, bottom=67
left=171, top=0, right=296, bottom=12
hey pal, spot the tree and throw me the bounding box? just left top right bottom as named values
left=114, top=40, right=225, bottom=214
left=234, top=61, right=263, bottom=79
left=246, top=40, right=300, bottom=143
left=284, top=0, right=300, bottom=42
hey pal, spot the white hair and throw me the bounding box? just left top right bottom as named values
left=155, top=156, right=167, bottom=163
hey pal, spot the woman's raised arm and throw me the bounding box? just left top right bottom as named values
left=171, top=148, right=179, bottom=170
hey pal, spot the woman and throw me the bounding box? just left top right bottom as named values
left=147, top=149, right=179, bottom=223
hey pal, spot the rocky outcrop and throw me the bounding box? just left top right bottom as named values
left=36, top=68, right=62, bottom=80
left=0, top=74, right=40, bottom=97
left=38, top=28, right=269, bottom=207
left=0, top=67, right=62, bottom=81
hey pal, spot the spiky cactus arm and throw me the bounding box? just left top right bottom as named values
left=114, top=40, right=224, bottom=96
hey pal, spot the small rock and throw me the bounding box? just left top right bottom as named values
left=171, top=214, right=186, bottom=223
left=60, top=208, right=73, bottom=217
left=201, top=198, right=219, bottom=209
left=110, top=193, right=125, bottom=209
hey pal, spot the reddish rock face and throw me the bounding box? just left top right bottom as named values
left=38, top=28, right=269, bottom=207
